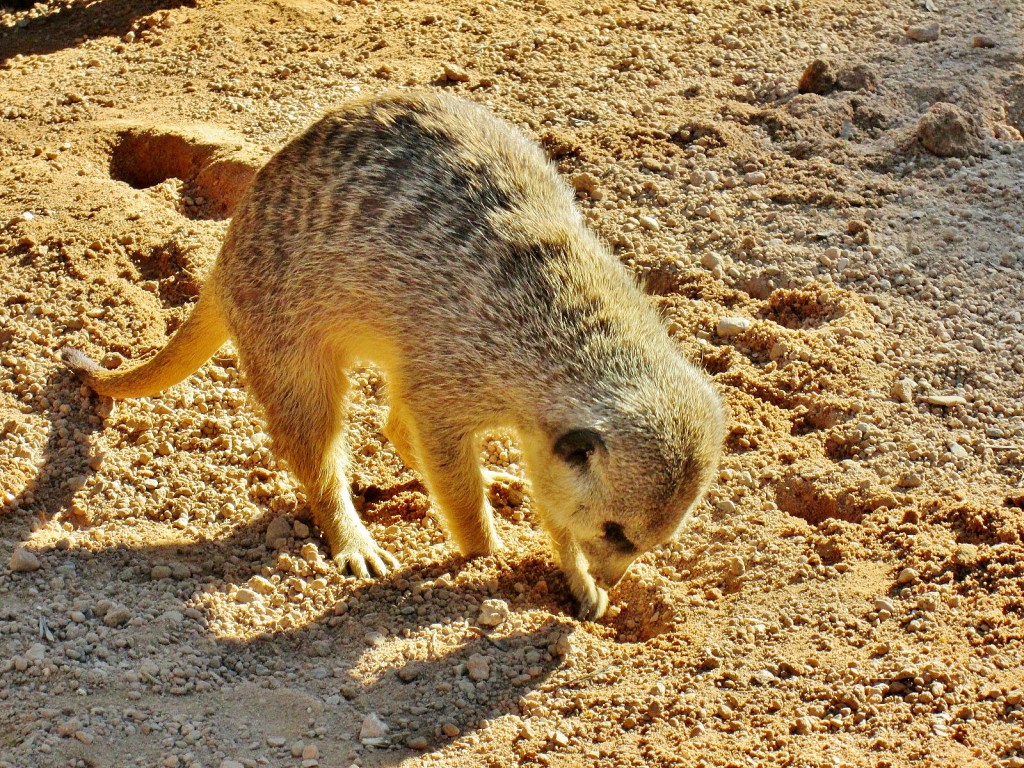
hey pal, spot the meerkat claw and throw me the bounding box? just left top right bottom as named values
left=333, top=542, right=399, bottom=579
left=575, top=579, right=609, bottom=622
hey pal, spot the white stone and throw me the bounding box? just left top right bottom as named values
left=359, top=712, right=389, bottom=741
left=477, top=598, right=510, bottom=627
left=716, top=317, right=752, bottom=337
left=467, top=653, right=491, bottom=681
left=265, top=516, right=291, bottom=548
left=9, top=547, right=40, bottom=572
left=920, top=394, right=967, bottom=407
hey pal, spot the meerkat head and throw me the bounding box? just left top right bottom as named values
left=525, top=359, right=725, bottom=591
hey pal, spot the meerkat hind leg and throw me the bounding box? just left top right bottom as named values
left=255, top=360, right=398, bottom=578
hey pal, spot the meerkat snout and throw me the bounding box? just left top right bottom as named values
left=61, top=91, right=725, bottom=621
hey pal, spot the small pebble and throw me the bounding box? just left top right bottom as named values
left=890, top=378, right=915, bottom=404
left=919, top=394, right=967, bottom=407
left=971, top=34, right=996, bottom=48
left=638, top=215, right=660, bottom=231
left=466, top=653, right=491, bottom=681
left=234, top=588, right=259, bottom=604
left=898, top=472, right=923, bottom=488
left=477, top=598, right=510, bottom=627
left=442, top=63, right=470, bottom=82
left=906, top=22, right=939, bottom=42
left=265, top=516, right=291, bottom=548
left=267, top=736, right=286, bottom=748
left=359, top=712, right=389, bottom=740
left=150, top=565, right=172, bottom=580
left=717, top=317, right=752, bottom=337
left=103, top=605, right=132, bottom=627
left=9, top=547, right=40, bottom=572
left=897, top=567, right=919, bottom=585
left=407, top=736, right=429, bottom=750
left=249, top=575, right=276, bottom=595
left=293, top=520, right=310, bottom=538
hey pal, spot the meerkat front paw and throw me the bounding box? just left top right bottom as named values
left=331, top=538, right=400, bottom=579
left=572, top=572, right=609, bottom=621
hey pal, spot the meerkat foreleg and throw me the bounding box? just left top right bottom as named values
left=412, top=421, right=504, bottom=557
left=548, top=524, right=609, bottom=621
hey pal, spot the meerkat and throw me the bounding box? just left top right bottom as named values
left=61, top=92, right=725, bottom=620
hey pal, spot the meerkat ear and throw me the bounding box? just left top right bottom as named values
left=553, top=428, right=605, bottom=469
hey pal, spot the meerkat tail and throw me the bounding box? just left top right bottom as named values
left=61, top=288, right=229, bottom=399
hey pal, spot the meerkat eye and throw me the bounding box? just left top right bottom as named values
left=554, top=428, right=604, bottom=469
left=602, top=522, right=635, bottom=553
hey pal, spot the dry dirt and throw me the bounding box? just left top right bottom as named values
left=2, top=0, right=1024, bottom=766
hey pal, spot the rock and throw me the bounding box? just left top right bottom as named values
left=150, top=565, right=172, bottom=580
left=248, top=575, right=276, bottom=595
left=917, top=103, right=983, bottom=158
left=477, top=598, right=510, bottom=627
left=466, top=653, right=491, bottom=681
left=300, top=542, right=320, bottom=564
left=292, top=520, right=310, bottom=538
left=301, top=744, right=319, bottom=760
left=9, top=547, right=40, bottom=572
left=267, top=736, right=286, bottom=748
left=570, top=172, right=603, bottom=200
left=798, top=59, right=836, bottom=94
left=948, top=442, right=969, bottom=459
left=701, top=252, right=724, bottom=271
left=906, top=22, right=940, bottom=42
left=441, top=723, right=460, bottom=738
left=219, top=761, right=244, bottom=768
left=25, top=643, right=47, bottom=662
left=638, top=215, right=660, bottom=231
left=752, top=669, right=776, bottom=686
left=836, top=63, right=877, bottom=92
left=873, top=597, right=895, bottom=613
left=890, top=378, right=915, bottom=404
left=398, top=662, right=422, bottom=682
left=744, top=171, right=766, bottom=185
left=103, top=605, right=132, bottom=627
left=233, top=588, right=259, bottom=604
left=265, top=516, right=291, bottom=548
left=920, top=393, right=967, bottom=407
left=917, top=592, right=940, bottom=611
left=442, top=63, right=470, bottom=82
left=971, top=34, right=997, bottom=48
left=716, top=317, right=752, bottom=337
left=553, top=633, right=571, bottom=657
left=359, top=712, right=389, bottom=741
left=408, top=736, right=429, bottom=750
left=898, top=472, right=923, bottom=488
left=897, top=567, right=919, bottom=585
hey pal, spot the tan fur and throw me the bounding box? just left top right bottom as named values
left=62, top=92, right=725, bottom=619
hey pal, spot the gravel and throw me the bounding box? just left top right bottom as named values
left=1, top=0, right=1023, bottom=766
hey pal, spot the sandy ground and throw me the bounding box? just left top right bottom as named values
left=2, top=0, right=1024, bottom=766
